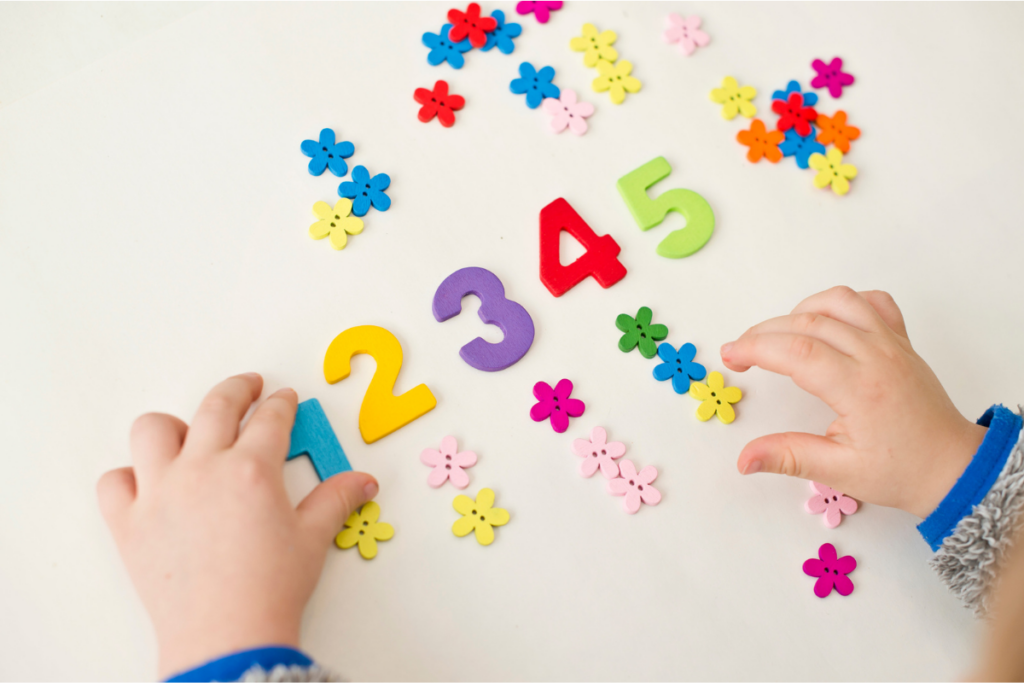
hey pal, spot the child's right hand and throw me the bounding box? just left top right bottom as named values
left=720, top=286, right=988, bottom=519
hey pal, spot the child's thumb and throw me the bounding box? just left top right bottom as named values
left=737, top=432, right=848, bottom=483
left=297, top=472, right=380, bottom=544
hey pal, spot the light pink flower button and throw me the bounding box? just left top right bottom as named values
left=608, top=459, right=661, bottom=513
left=571, top=426, right=625, bottom=479
left=663, top=14, right=710, bottom=56
left=420, top=436, right=477, bottom=489
left=541, top=89, right=594, bottom=135
left=805, top=481, right=858, bottom=528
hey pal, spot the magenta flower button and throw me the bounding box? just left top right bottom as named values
left=530, top=379, right=585, bottom=433
left=803, top=543, right=856, bottom=598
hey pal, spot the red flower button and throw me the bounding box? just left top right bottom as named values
left=772, top=92, right=818, bottom=137
left=447, top=3, right=497, bottom=48
left=414, top=80, right=465, bottom=128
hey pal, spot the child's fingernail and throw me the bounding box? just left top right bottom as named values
left=743, top=460, right=762, bottom=475
left=364, top=480, right=379, bottom=500
left=272, top=387, right=296, bottom=399
left=721, top=342, right=733, bottom=356
left=242, top=372, right=261, bottom=380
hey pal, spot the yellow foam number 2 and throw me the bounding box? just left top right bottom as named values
left=323, top=325, right=437, bottom=444
left=616, top=156, right=715, bottom=259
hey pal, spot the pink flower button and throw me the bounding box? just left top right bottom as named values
left=607, top=459, right=661, bottom=513
left=803, top=543, right=856, bottom=598
left=805, top=481, right=858, bottom=528
left=663, top=14, right=710, bottom=56
left=571, top=426, right=625, bottom=479
left=541, top=89, right=594, bottom=135
left=530, top=379, right=585, bottom=433
left=420, top=436, right=477, bottom=489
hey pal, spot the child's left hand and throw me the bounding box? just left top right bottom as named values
left=96, top=373, right=378, bottom=679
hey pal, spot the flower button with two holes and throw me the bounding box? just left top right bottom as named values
left=447, top=3, right=497, bottom=49
left=420, top=435, right=477, bottom=489
left=530, top=379, right=585, bottom=433
left=300, top=128, right=354, bottom=177
left=453, top=488, right=510, bottom=546
left=772, top=92, right=818, bottom=137
left=710, top=76, right=757, bottom=120
left=653, top=342, right=707, bottom=394
left=481, top=9, right=521, bottom=55
left=803, top=543, right=856, bottom=597
left=779, top=127, right=825, bottom=169
left=516, top=0, right=562, bottom=24
left=805, top=481, right=858, bottom=528
left=338, top=165, right=391, bottom=217
left=663, top=14, right=710, bottom=56
left=608, top=460, right=662, bottom=514
left=811, top=57, right=855, bottom=98
left=572, top=426, right=625, bottom=479
left=808, top=149, right=857, bottom=196
left=415, top=80, right=465, bottom=128
left=771, top=80, right=818, bottom=107
left=335, top=501, right=394, bottom=560
left=541, top=89, right=593, bottom=136
left=309, top=198, right=364, bottom=250
left=816, top=110, right=860, bottom=153
left=615, top=306, right=669, bottom=359
left=510, top=62, right=560, bottom=109
left=737, top=119, right=784, bottom=164
left=689, top=371, right=742, bottom=424
left=592, top=59, right=641, bottom=105
left=423, top=23, right=472, bottom=69
left=569, top=23, right=618, bottom=67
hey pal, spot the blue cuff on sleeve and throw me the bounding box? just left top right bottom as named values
left=166, top=646, right=312, bottom=682
left=918, top=404, right=1023, bottom=552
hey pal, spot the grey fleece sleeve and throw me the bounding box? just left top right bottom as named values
left=241, top=663, right=342, bottom=682
left=930, top=411, right=1024, bottom=615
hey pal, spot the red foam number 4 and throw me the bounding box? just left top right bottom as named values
left=539, top=198, right=627, bottom=297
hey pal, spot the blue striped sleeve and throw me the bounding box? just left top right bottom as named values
left=918, top=405, right=1023, bottom=551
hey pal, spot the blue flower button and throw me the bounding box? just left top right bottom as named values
left=779, top=127, right=826, bottom=169
left=339, top=166, right=391, bottom=217
left=772, top=80, right=818, bottom=107
left=300, top=128, right=354, bottom=177
left=482, top=10, right=521, bottom=55
left=423, top=23, right=472, bottom=69
left=510, top=62, right=560, bottom=109
left=653, top=342, right=706, bottom=394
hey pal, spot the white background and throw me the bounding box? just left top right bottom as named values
left=2, top=2, right=1024, bottom=680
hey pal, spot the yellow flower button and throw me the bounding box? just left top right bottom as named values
left=309, top=198, right=364, bottom=250
left=452, top=488, right=509, bottom=546
left=710, top=76, right=757, bottom=120
left=689, top=371, right=742, bottom=424
left=569, top=23, right=618, bottom=68
left=808, top=149, right=858, bottom=196
left=335, top=501, right=394, bottom=559
left=592, top=59, right=642, bottom=105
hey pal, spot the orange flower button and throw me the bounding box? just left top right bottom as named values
left=816, top=110, right=860, bottom=153
left=736, top=119, right=784, bottom=164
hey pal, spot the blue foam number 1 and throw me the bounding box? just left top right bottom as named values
left=287, top=399, right=353, bottom=481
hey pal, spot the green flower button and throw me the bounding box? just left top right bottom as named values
left=615, top=306, right=668, bottom=358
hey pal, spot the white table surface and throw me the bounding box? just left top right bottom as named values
left=2, top=2, right=1024, bottom=680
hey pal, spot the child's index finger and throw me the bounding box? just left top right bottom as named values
left=721, top=332, right=855, bottom=409
left=182, top=373, right=264, bottom=455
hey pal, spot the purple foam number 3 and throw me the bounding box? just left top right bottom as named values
left=432, top=267, right=536, bottom=372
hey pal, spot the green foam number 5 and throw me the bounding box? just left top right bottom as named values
left=616, top=156, right=715, bottom=259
